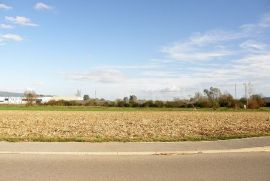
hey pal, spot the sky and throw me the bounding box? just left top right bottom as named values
left=0, top=0, right=270, bottom=100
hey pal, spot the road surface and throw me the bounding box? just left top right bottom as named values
left=0, top=137, right=269, bottom=181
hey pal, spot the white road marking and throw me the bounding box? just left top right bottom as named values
left=0, top=146, right=270, bottom=156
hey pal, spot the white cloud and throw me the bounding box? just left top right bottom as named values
left=240, top=13, right=270, bottom=33
left=65, top=69, right=126, bottom=83
left=34, top=2, right=53, bottom=11
left=186, top=52, right=270, bottom=88
left=236, top=53, right=270, bottom=77
left=142, top=53, right=270, bottom=98
left=162, top=46, right=231, bottom=61
left=62, top=49, right=270, bottom=99
left=189, top=30, right=244, bottom=46
left=161, top=30, right=243, bottom=61
left=240, top=40, right=266, bottom=51
left=162, top=13, right=270, bottom=62
left=150, top=85, right=183, bottom=93
left=257, top=14, right=270, bottom=28
left=0, top=3, right=12, bottom=10
left=0, top=24, right=13, bottom=29
left=0, top=33, right=23, bottom=42
left=62, top=52, right=270, bottom=99
left=61, top=12, right=270, bottom=99
left=5, top=16, right=38, bottom=27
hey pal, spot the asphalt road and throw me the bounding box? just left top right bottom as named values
left=0, top=137, right=269, bottom=181
left=0, top=153, right=269, bottom=181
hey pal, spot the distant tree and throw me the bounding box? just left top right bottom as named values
left=218, top=93, right=234, bottom=108
left=129, top=95, right=138, bottom=107
left=116, top=100, right=125, bottom=107
left=123, top=97, right=129, bottom=103
left=24, top=90, right=37, bottom=106
left=83, top=95, right=90, bottom=101
left=204, top=87, right=221, bottom=100
left=155, top=100, right=164, bottom=108
left=248, top=94, right=265, bottom=109
left=204, top=87, right=221, bottom=109
left=193, top=92, right=204, bottom=101
left=143, top=100, right=155, bottom=107
left=171, top=98, right=186, bottom=108
left=264, top=97, right=270, bottom=107
left=129, top=95, right=137, bottom=102
left=189, top=92, right=205, bottom=108
left=239, top=97, right=247, bottom=104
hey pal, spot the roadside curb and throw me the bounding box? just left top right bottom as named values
left=1, top=146, right=270, bottom=156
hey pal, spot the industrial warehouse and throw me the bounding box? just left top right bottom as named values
left=0, top=91, right=83, bottom=104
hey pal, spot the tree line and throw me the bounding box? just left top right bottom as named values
left=42, top=87, right=267, bottom=109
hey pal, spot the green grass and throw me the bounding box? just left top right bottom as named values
left=0, top=105, right=269, bottom=112
left=1, top=133, right=269, bottom=142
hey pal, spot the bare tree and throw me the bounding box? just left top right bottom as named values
left=188, top=93, right=202, bottom=110
left=24, top=90, right=37, bottom=106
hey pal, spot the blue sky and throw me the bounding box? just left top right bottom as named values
left=0, top=0, right=270, bottom=100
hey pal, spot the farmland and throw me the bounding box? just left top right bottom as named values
left=0, top=110, right=270, bottom=142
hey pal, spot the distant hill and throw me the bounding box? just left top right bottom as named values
left=0, top=91, right=24, bottom=97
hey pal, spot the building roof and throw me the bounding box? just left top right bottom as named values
left=0, top=91, right=24, bottom=97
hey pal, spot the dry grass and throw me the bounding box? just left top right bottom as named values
left=0, top=110, right=270, bottom=142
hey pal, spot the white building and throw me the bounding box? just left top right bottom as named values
left=0, top=96, right=83, bottom=104
left=0, top=96, right=51, bottom=104
left=0, top=97, right=25, bottom=104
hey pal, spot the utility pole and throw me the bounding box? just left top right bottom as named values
left=75, top=90, right=81, bottom=97
left=248, top=82, right=253, bottom=99
left=234, top=84, right=237, bottom=99
left=94, top=88, right=96, bottom=99
left=243, top=83, right=248, bottom=107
